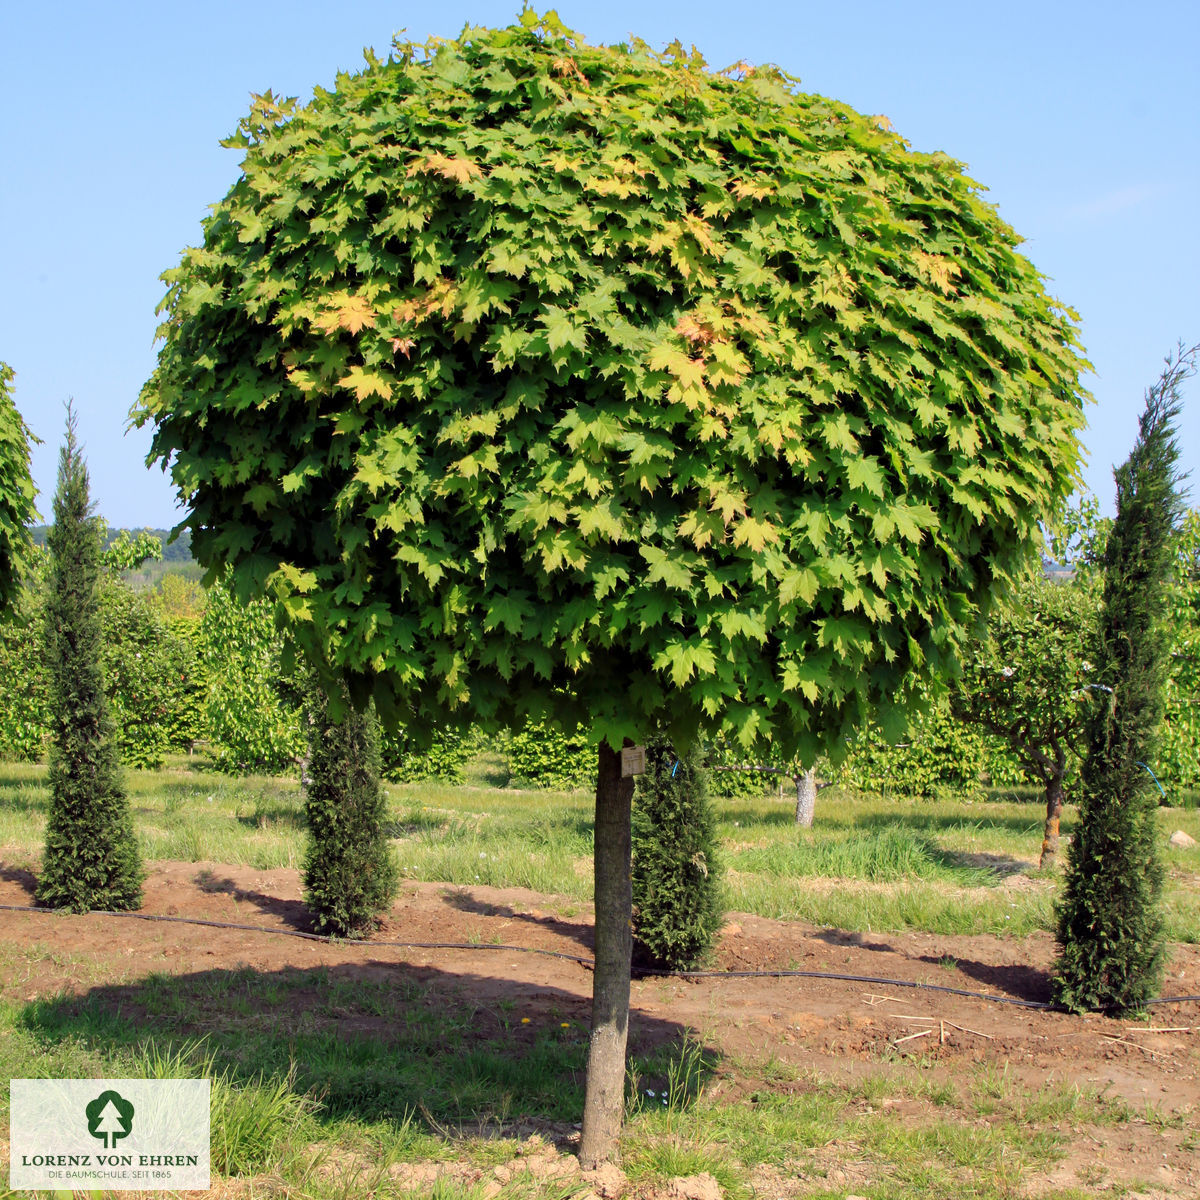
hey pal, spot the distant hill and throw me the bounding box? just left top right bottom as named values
left=29, top=525, right=199, bottom=589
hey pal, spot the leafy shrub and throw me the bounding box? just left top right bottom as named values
left=200, top=574, right=305, bottom=774
left=631, top=736, right=724, bottom=971
left=831, top=699, right=1023, bottom=798
left=0, top=575, right=51, bottom=761
left=1161, top=508, right=1200, bottom=796
left=507, top=719, right=595, bottom=790
left=303, top=682, right=399, bottom=937
left=160, top=615, right=208, bottom=751
left=704, top=740, right=787, bottom=799
left=98, top=580, right=176, bottom=769
left=381, top=724, right=476, bottom=783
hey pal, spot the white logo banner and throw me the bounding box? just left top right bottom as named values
left=9, top=1078, right=210, bottom=1191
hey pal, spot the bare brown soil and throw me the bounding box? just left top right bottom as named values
left=2, top=860, right=1198, bottom=1197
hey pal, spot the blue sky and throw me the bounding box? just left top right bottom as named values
left=2, top=0, right=1197, bottom=529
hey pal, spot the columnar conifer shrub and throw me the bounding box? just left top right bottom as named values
left=1053, top=345, right=1196, bottom=1014
left=632, top=737, right=723, bottom=970
left=136, top=12, right=1088, bottom=1163
left=303, top=680, right=399, bottom=937
left=37, top=409, right=143, bottom=912
left=0, top=362, right=39, bottom=615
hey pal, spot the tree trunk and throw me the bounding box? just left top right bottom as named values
left=579, top=739, right=634, bottom=1169
left=794, top=767, right=817, bottom=827
left=1039, top=773, right=1065, bottom=868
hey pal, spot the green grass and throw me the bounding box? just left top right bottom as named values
left=0, top=964, right=1164, bottom=1200
left=3, top=755, right=1196, bottom=1197
left=3, top=756, right=1200, bottom=940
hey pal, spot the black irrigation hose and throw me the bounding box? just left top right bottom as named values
left=0, top=903, right=594, bottom=967
left=2, top=903, right=1198, bottom=1011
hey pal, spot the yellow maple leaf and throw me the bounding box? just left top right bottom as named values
left=338, top=367, right=393, bottom=402
left=392, top=278, right=457, bottom=325
left=406, top=153, right=484, bottom=185
left=731, top=177, right=775, bottom=201
left=683, top=212, right=720, bottom=256
left=314, top=292, right=376, bottom=335
left=551, top=55, right=588, bottom=84
left=675, top=313, right=717, bottom=346
left=730, top=515, right=778, bottom=552
left=913, top=250, right=961, bottom=294
left=645, top=224, right=681, bottom=255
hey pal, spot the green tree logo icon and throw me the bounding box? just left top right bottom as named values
left=85, top=1090, right=135, bottom=1148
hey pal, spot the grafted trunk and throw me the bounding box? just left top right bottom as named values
left=794, top=767, right=817, bottom=827
left=579, top=739, right=634, bottom=1168
left=1039, top=773, right=1066, bottom=868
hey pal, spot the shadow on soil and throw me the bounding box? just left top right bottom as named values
left=441, top=889, right=595, bottom=955
left=19, top=961, right=717, bottom=1134
left=917, top=953, right=1053, bottom=1005
left=193, top=869, right=315, bottom=933
left=0, top=862, right=37, bottom=895
left=814, top=929, right=897, bottom=954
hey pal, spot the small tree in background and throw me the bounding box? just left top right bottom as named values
left=37, top=406, right=143, bottom=912
left=632, top=736, right=724, bottom=971
left=952, top=571, right=1102, bottom=867
left=303, top=680, right=399, bottom=937
left=1053, top=344, right=1197, bottom=1014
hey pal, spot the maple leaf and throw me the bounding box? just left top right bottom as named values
left=731, top=177, right=775, bottom=202
left=730, top=515, right=778, bottom=552
left=675, top=314, right=716, bottom=346
left=339, top=367, right=393, bottom=402
left=406, top=153, right=485, bottom=185
left=551, top=56, right=588, bottom=84
left=913, top=251, right=961, bottom=294
left=314, top=293, right=377, bottom=335
left=391, top=337, right=416, bottom=358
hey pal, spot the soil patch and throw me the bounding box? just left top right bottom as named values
left=2, top=859, right=1198, bottom=1195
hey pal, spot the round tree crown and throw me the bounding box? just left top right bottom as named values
left=136, top=11, right=1087, bottom=760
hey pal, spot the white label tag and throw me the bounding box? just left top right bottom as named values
left=620, top=745, right=646, bottom=777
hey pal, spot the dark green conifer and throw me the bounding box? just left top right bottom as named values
left=631, top=736, right=724, bottom=971
left=1052, top=345, right=1197, bottom=1014
left=303, top=682, right=399, bottom=937
left=37, top=406, right=143, bottom=912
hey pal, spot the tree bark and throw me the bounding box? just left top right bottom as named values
left=794, top=767, right=817, bottom=827
left=579, top=739, right=634, bottom=1169
left=1039, top=773, right=1065, bottom=868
